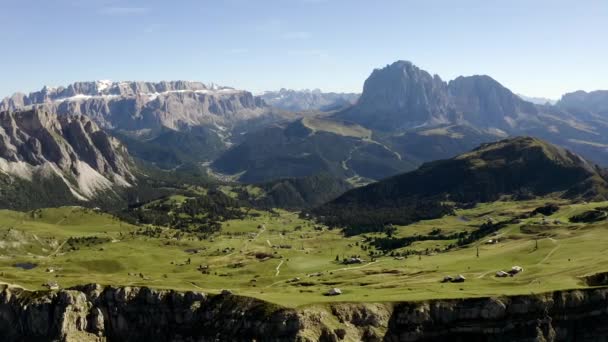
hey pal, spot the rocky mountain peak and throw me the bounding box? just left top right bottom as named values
left=447, top=75, right=538, bottom=129
left=0, top=108, right=134, bottom=201
left=337, top=60, right=450, bottom=130
left=335, top=60, right=544, bottom=133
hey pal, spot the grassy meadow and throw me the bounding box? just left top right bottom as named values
left=0, top=200, right=608, bottom=307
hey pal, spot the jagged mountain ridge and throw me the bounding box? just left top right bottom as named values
left=260, top=88, right=359, bottom=112
left=337, top=61, right=545, bottom=133
left=1, top=80, right=299, bottom=169
left=0, top=80, right=273, bottom=131
left=0, top=108, right=134, bottom=205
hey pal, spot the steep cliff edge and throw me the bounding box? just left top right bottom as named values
left=2, top=284, right=608, bottom=341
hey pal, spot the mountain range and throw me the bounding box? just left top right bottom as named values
left=216, top=61, right=608, bottom=183
left=2, top=60, right=608, bottom=190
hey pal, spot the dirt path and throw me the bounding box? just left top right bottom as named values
left=275, top=260, right=284, bottom=277
left=265, top=261, right=381, bottom=288
left=341, top=144, right=363, bottom=171
left=48, top=240, right=67, bottom=257
left=225, top=226, right=266, bottom=257
left=330, top=260, right=380, bottom=273
left=538, top=244, right=560, bottom=265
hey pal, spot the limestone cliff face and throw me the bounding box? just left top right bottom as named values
left=0, top=108, right=133, bottom=201
left=0, top=284, right=302, bottom=342
left=0, top=81, right=271, bottom=131
left=2, top=284, right=608, bottom=341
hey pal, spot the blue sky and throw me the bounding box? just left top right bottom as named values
left=1, top=0, right=607, bottom=99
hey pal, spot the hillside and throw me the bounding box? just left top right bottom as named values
left=211, top=119, right=416, bottom=183
left=0, top=109, right=135, bottom=208
left=313, top=137, right=608, bottom=231
left=249, top=173, right=352, bottom=209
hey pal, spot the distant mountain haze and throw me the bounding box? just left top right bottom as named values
left=260, top=88, right=359, bottom=112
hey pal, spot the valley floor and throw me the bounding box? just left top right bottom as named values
left=0, top=200, right=607, bottom=307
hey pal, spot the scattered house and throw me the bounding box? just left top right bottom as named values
left=441, top=276, right=454, bottom=283
left=554, top=219, right=562, bottom=225
left=221, top=289, right=233, bottom=295
left=394, top=256, right=405, bottom=260
left=326, top=288, right=342, bottom=296
left=343, top=257, right=364, bottom=265
left=43, top=281, right=59, bottom=291
left=496, top=271, right=509, bottom=278
left=452, top=275, right=466, bottom=283
left=45, top=267, right=55, bottom=273
left=509, top=266, right=524, bottom=275
left=485, top=239, right=498, bottom=245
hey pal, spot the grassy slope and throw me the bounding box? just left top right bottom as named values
left=0, top=201, right=607, bottom=307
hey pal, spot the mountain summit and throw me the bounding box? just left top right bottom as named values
left=337, top=61, right=540, bottom=133
left=338, top=61, right=450, bottom=130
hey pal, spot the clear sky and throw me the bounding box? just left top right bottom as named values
left=1, top=0, right=607, bottom=99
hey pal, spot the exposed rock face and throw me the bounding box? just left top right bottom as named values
left=338, top=61, right=545, bottom=133
left=2, top=285, right=608, bottom=341
left=0, top=109, right=133, bottom=201
left=260, top=88, right=359, bottom=112
left=0, top=81, right=270, bottom=131
left=557, top=90, right=608, bottom=116
left=448, top=75, right=540, bottom=131
left=339, top=61, right=451, bottom=130
left=0, top=284, right=301, bottom=342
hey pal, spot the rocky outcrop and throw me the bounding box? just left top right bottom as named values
left=0, top=108, right=133, bottom=201
left=0, top=284, right=302, bottom=342
left=3, top=284, right=608, bottom=341
left=338, top=61, right=451, bottom=131
left=0, top=81, right=272, bottom=131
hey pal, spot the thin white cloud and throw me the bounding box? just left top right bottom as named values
left=99, top=7, right=149, bottom=15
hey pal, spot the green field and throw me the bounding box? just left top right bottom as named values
left=1, top=200, right=608, bottom=307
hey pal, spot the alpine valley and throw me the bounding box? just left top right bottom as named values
left=4, top=60, right=608, bottom=341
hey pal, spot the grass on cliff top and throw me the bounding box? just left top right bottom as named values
left=1, top=200, right=608, bottom=307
